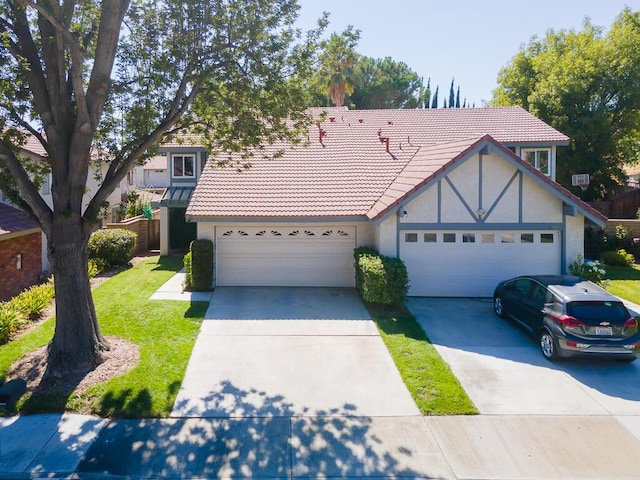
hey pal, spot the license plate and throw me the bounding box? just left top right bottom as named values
left=595, top=326, right=613, bottom=335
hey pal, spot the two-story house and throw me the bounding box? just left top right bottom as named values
left=158, top=107, right=606, bottom=297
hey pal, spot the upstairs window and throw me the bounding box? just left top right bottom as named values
left=172, top=154, right=195, bottom=178
left=522, top=148, right=550, bottom=176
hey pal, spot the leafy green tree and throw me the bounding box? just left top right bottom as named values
left=349, top=56, right=423, bottom=109
left=316, top=25, right=360, bottom=107
left=0, top=0, right=322, bottom=376
left=492, top=8, right=640, bottom=200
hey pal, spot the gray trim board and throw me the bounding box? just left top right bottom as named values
left=398, top=222, right=563, bottom=231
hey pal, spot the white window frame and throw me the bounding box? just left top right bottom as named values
left=172, top=154, right=196, bottom=178
left=521, top=148, right=551, bottom=176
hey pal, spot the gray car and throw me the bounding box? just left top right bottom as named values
left=493, top=275, right=640, bottom=362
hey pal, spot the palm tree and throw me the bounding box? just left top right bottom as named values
left=318, top=26, right=360, bottom=107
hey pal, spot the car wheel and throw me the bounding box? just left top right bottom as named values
left=494, top=296, right=506, bottom=318
left=540, top=330, right=559, bottom=361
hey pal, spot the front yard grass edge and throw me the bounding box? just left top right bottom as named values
left=366, top=303, right=478, bottom=415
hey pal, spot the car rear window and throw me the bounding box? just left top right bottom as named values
left=567, top=301, right=629, bottom=324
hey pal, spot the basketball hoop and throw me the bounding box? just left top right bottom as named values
left=572, top=173, right=590, bottom=192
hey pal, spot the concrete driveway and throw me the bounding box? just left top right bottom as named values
left=172, top=287, right=420, bottom=418
left=406, top=297, right=640, bottom=432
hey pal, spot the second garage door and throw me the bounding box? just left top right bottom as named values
left=401, top=230, right=561, bottom=297
left=216, top=226, right=356, bottom=287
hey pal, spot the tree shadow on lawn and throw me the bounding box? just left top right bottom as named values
left=606, top=265, right=640, bottom=281
left=367, top=303, right=431, bottom=342
left=150, top=255, right=185, bottom=272
left=78, top=380, right=448, bottom=479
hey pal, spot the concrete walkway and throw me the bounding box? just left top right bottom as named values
left=4, top=275, right=640, bottom=478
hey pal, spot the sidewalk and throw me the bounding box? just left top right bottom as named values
left=3, top=413, right=640, bottom=478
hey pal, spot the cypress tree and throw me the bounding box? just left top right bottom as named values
left=448, top=78, right=455, bottom=108
left=431, top=85, right=439, bottom=108
left=455, top=86, right=461, bottom=108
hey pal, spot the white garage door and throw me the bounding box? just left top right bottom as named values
left=401, top=230, right=561, bottom=297
left=216, top=226, right=356, bottom=287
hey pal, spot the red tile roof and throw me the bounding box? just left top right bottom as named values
left=185, top=107, right=573, bottom=219
left=0, top=203, right=40, bottom=237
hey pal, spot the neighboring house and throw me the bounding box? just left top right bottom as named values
left=128, top=155, right=170, bottom=188
left=153, top=139, right=208, bottom=250
left=159, top=107, right=606, bottom=297
left=1, top=134, right=125, bottom=272
left=0, top=202, right=42, bottom=301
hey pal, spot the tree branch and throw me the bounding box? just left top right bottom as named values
left=84, top=82, right=201, bottom=221
left=0, top=142, right=53, bottom=236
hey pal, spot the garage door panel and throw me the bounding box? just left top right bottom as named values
left=401, top=231, right=561, bottom=297
left=216, top=227, right=355, bottom=287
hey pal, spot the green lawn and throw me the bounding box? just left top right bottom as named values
left=0, top=256, right=208, bottom=417
left=368, top=304, right=478, bottom=415
left=605, top=264, right=640, bottom=306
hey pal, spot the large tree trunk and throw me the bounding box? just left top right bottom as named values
left=45, top=214, right=110, bottom=378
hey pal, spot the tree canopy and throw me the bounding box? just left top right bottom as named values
left=492, top=8, right=640, bottom=200
left=0, top=0, right=323, bottom=375
left=349, top=56, right=423, bottom=109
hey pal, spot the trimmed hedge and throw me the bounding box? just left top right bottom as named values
left=354, top=247, right=409, bottom=306
left=190, top=239, right=214, bottom=291
left=183, top=239, right=214, bottom=291
left=183, top=251, right=193, bottom=290
left=88, top=228, right=137, bottom=271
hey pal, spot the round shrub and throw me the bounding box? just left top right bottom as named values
left=88, top=228, right=137, bottom=271
left=600, top=249, right=635, bottom=267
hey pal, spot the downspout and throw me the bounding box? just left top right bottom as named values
left=561, top=213, right=567, bottom=274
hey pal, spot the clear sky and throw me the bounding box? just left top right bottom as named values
left=295, top=0, right=635, bottom=106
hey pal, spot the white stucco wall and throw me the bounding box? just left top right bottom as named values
left=522, top=178, right=563, bottom=223
left=565, top=213, right=585, bottom=270
left=375, top=215, right=398, bottom=257
left=399, top=151, right=567, bottom=226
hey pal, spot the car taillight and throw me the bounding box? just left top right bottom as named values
left=551, top=314, right=585, bottom=328
left=623, top=317, right=638, bottom=329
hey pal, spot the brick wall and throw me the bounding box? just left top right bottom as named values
left=0, top=231, right=42, bottom=301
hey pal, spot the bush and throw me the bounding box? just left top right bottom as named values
left=88, top=228, right=137, bottom=271
left=9, top=281, right=55, bottom=321
left=353, top=246, right=380, bottom=291
left=190, top=239, right=214, bottom=291
left=355, top=250, right=409, bottom=306
left=0, top=303, right=25, bottom=344
left=584, top=227, right=609, bottom=260
left=183, top=251, right=193, bottom=290
left=600, top=249, right=635, bottom=267
left=569, top=254, right=607, bottom=284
